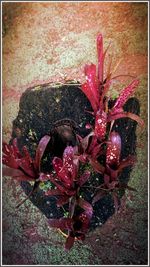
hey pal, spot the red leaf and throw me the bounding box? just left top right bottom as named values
left=104, top=174, right=110, bottom=185
left=57, top=196, right=70, bottom=207
left=97, top=33, right=104, bottom=83
left=35, top=135, right=51, bottom=171
left=2, top=154, right=19, bottom=169
left=108, top=112, right=144, bottom=126
left=12, top=138, right=22, bottom=158
left=65, top=234, right=75, bottom=251
left=81, top=83, right=98, bottom=113
left=89, top=158, right=105, bottom=174
left=92, top=190, right=107, bottom=204
left=48, top=175, right=75, bottom=196
left=84, top=64, right=99, bottom=107
left=106, top=131, right=121, bottom=167
left=45, top=189, right=62, bottom=196
left=52, top=157, right=71, bottom=187
left=78, top=170, right=91, bottom=186
left=2, top=167, right=33, bottom=181
left=79, top=132, right=94, bottom=152
left=118, top=155, right=136, bottom=173
left=48, top=218, right=73, bottom=230
left=18, top=159, right=36, bottom=178
left=112, top=79, right=139, bottom=110
left=77, top=198, right=93, bottom=219
left=69, top=196, right=76, bottom=218
left=2, top=142, right=20, bottom=169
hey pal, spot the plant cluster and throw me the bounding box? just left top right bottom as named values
left=2, top=34, right=144, bottom=250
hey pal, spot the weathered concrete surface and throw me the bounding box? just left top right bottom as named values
left=2, top=2, right=148, bottom=265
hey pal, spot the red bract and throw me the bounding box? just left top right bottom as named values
left=81, top=33, right=144, bottom=140
left=48, top=210, right=92, bottom=251
left=2, top=135, right=51, bottom=181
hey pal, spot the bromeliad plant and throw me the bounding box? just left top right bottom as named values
left=2, top=33, right=144, bottom=250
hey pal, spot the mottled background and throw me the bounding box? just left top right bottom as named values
left=2, top=2, right=148, bottom=265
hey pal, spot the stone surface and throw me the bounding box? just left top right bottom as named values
left=2, top=2, right=148, bottom=265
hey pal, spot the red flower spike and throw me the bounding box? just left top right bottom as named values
left=106, top=131, right=121, bottom=167
left=94, top=111, right=107, bottom=140
left=112, top=79, right=139, bottom=111
left=63, top=146, right=76, bottom=180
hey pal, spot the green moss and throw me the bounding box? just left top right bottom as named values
left=31, top=241, right=92, bottom=265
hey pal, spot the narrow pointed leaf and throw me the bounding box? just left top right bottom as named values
left=77, top=198, right=93, bottom=218
left=118, top=155, right=136, bottom=173
left=92, top=190, right=107, bottom=204
left=57, top=196, right=70, bottom=207
left=69, top=196, right=76, bottom=218
left=81, top=83, right=98, bottom=113
left=108, top=112, right=144, bottom=126
left=2, top=167, right=33, bottom=181
left=65, top=234, right=75, bottom=251
left=35, top=135, right=51, bottom=171
left=48, top=218, right=73, bottom=230
left=89, top=158, right=105, bottom=174
left=97, top=33, right=104, bottom=83
left=78, top=170, right=91, bottom=186
left=45, top=189, right=62, bottom=196
left=84, top=64, right=99, bottom=106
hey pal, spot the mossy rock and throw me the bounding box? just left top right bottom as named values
left=10, top=82, right=140, bottom=230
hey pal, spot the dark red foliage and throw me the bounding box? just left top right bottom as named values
left=81, top=34, right=144, bottom=141
left=2, top=33, right=144, bottom=251
left=92, top=131, right=136, bottom=210
left=48, top=209, right=92, bottom=251
left=43, top=146, right=92, bottom=211
left=2, top=136, right=51, bottom=181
